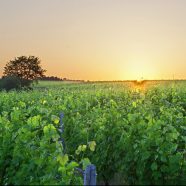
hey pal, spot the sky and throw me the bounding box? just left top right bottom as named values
left=0, top=0, right=186, bottom=81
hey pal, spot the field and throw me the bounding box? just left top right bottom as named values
left=0, top=80, right=186, bottom=185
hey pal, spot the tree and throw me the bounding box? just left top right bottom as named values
left=3, top=56, right=46, bottom=87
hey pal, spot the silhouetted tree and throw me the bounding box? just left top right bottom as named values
left=3, top=56, right=46, bottom=88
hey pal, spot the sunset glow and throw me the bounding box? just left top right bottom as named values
left=0, top=0, right=186, bottom=80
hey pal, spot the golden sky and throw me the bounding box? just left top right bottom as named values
left=0, top=0, right=186, bottom=80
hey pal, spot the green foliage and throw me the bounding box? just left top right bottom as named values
left=0, top=111, right=83, bottom=185
left=0, top=82, right=186, bottom=185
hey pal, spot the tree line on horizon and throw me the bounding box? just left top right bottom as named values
left=39, top=76, right=85, bottom=82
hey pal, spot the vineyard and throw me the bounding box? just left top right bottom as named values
left=0, top=81, right=186, bottom=185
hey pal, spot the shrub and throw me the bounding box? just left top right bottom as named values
left=0, top=76, right=21, bottom=91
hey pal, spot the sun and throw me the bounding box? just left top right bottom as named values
left=136, top=77, right=143, bottom=82
left=124, top=59, right=156, bottom=80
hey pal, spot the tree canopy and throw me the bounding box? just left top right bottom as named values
left=3, top=56, right=46, bottom=81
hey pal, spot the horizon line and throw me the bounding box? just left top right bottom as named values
left=1, top=76, right=186, bottom=82
left=42, top=75, right=186, bottom=81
